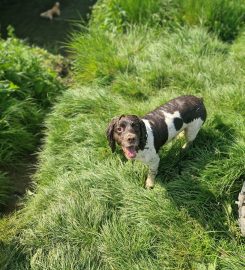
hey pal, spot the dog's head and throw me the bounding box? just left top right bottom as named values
left=106, top=115, right=147, bottom=159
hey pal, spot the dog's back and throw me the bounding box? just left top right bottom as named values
left=143, top=95, right=207, bottom=151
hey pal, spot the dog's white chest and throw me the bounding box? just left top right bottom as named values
left=136, top=119, right=157, bottom=163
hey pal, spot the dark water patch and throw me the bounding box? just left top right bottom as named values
left=0, top=0, right=96, bottom=54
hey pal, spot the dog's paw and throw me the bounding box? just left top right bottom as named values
left=145, top=177, right=155, bottom=189
left=182, top=141, right=192, bottom=151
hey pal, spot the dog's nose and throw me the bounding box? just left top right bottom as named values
left=127, top=135, right=136, bottom=143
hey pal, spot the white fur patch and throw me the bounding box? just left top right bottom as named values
left=161, top=110, right=186, bottom=142
left=136, top=119, right=160, bottom=175
left=136, top=119, right=156, bottom=163
left=184, top=117, right=204, bottom=142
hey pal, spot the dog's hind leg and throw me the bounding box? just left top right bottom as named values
left=182, top=118, right=204, bottom=150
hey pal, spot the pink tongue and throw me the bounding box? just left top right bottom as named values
left=125, top=148, right=136, bottom=158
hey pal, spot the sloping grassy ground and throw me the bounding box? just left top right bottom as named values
left=0, top=34, right=64, bottom=206
left=1, top=25, right=245, bottom=269
left=1, top=1, right=245, bottom=269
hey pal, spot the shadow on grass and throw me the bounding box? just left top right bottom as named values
left=0, top=240, right=27, bottom=270
left=157, top=117, right=241, bottom=235
left=0, top=155, right=36, bottom=216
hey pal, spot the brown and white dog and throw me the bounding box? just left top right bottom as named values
left=40, top=2, right=61, bottom=20
left=106, top=95, right=207, bottom=189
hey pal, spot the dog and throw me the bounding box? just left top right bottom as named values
left=106, top=95, right=207, bottom=189
left=40, top=2, right=61, bottom=20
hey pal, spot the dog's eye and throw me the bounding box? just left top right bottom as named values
left=116, top=127, right=123, bottom=133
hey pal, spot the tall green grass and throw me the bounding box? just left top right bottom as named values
left=91, top=0, right=179, bottom=32
left=91, top=0, right=245, bottom=42
left=1, top=25, right=244, bottom=269
left=179, top=0, right=245, bottom=42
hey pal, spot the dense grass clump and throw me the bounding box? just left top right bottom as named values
left=91, top=0, right=179, bottom=32
left=0, top=36, right=64, bottom=205
left=69, top=29, right=130, bottom=85
left=203, top=0, right=245, bottom=42
left=1, top=24, right=244, bottom=269
left=179, top=0, right=245, bottom=42
left=91, top=0, right=245, bottom=42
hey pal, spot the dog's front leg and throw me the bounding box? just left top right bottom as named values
left=145, top=154, right=160, bottom=189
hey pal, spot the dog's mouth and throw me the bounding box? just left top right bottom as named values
left=122, top=146, right=137, bottom=159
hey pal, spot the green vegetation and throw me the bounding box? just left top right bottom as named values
left=91, top=0, right=245, bottom=41
left=0, top=34, right=64, bottom=205
left=0, top=0, right=245, bottom=269
left=178, top=0, right=245, bottom=42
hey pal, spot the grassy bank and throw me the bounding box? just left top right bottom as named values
left=0, top=0, right=245, bottom=269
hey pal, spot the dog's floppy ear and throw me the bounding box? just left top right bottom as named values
left=106, top=116, right=120, bottom=152
left=139, top=119, right=147, bottom=150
